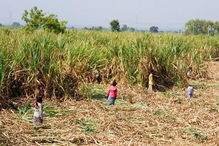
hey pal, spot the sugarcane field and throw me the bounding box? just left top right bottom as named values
left=0, top=3, right=219, bottom=146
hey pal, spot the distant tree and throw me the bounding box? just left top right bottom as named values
left=42, top=14, right=67, bottom=33
left=92, top=26, right=103, bottom=31
left=129, top=27, right=135, bottom=32
left=84, top=27, right=89, bottom=30
left=11, top=22, right=22, bottom=28
left=121, top=24, right=128, bottom=31
left=213, top=21, right=219, bottom=34
left=110, top=20, right=120, bottom=32
left=206, top=21, right=215, bottom=35
left=22, top=7, right=44, bottom=31
left=22, top=6, right=67, bottom=33
left=0, top=23, right=3, bottom=27
left=121, top=25, right=136, bottom=32
left=97, top=26, right=103, bottom=31
left=69, top=26, right=75, bottom=29
left=149, top=26, right=159, bottom=33
left=84, top=26, right=103, bottom=31
left=185, top=19, right=215, bottom=35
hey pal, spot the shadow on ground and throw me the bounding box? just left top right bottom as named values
left=91, top=93, right=107, bottom=100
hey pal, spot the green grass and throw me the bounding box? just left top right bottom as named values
left=43, top=104, right=77, bottom=118
left=16, top=103, right=77, bottom=124
left=153, top=110, right=165, bottom=116
left=75, top=119, right=100, bottom=135
left=17, top=103, right=33, bottom=115
left=16, top=103, right=33, bottom=123
left=184, top=127, right=200, bottom=133
left=182, top=127, right=208, bottom=141
left=79, top=84, right=107, bottom=100
left=115, top=98, right=129, bottom=105
left=132, top=102, right=148, bottom=109
left=161, top=116, right=176, bottom=123
left=161, top=91, right=181, bottom=98
left=194, top=133, right=208, bottom=141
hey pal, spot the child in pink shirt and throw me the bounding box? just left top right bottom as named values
left=107, top=81, right=117, bottom=105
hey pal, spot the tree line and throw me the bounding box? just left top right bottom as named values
left=0, top=7, right=219, bottom=35
left=0, top=22, right=22, bottom=28
left=185, top=19, right=219, bottom=35
left=0, top=7, right=156, bottom=33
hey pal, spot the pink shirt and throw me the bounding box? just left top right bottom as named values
left=107, top=86, right=117, bottom=98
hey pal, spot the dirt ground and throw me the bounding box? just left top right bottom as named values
left=0, top=62, right=219, bottom=145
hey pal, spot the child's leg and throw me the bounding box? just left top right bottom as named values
left=34, top=117, right=40, bottom=124
left=148, top=84, right=153, bottom=91
left=112, top=98, right=116, bottom=105
left=40, top=117, right=43, bottom=123
left=108, top=97, right=112, bottom=105
left=108, top=97, right=115, bottom=105
left=189, top=94, right=193, bottom=98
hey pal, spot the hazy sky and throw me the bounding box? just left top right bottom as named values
left=0, top=0, right=218, bottom=30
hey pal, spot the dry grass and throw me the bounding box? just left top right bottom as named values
left=0, top=77, right=218, bottom=145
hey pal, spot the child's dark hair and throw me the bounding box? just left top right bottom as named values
left=36, top=96, right=43, bottom=103
left=112, top=80, right=117, bottom=86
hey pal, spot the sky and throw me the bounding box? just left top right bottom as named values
left=0, top=0, right=218, bottom=30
